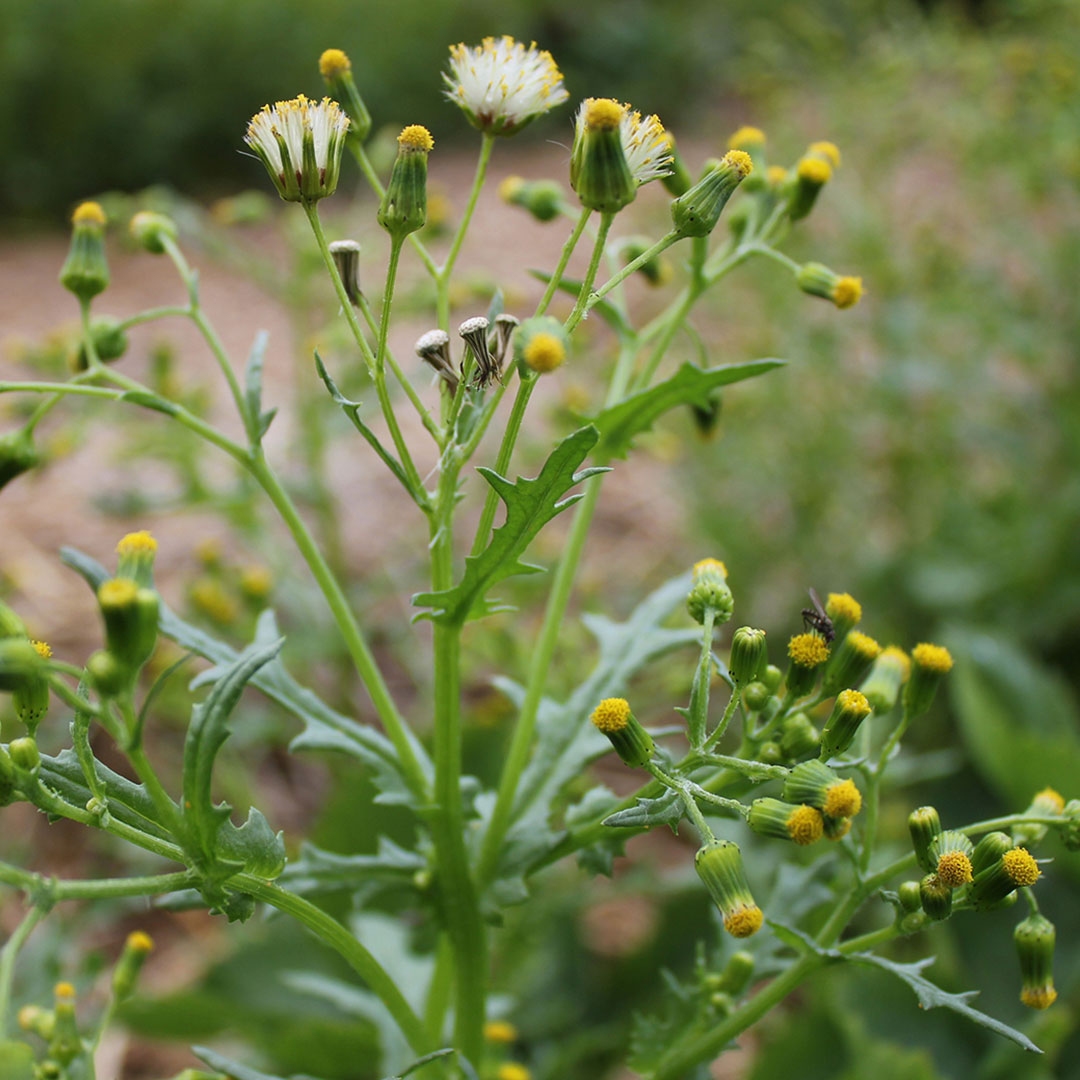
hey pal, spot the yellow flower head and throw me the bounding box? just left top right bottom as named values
left=398, top=125, right=434, bottom=152
left=584, top=98, right=625, bottom=131
left=484, top=1019, right=518, bottom=1044
left=824, top=779, right=862, bottom=819
left=786, top=805, right=824, bottom=845
left=832, top=276, right=863, bottom=309
left=836, top=688, right=871, bottom=719
left=54, top=982, right=76, bottom=1001
left=727, top=125, right=765, bottom=150
left=499, top=175, right=526, bottom=203
left=524, top=333, right=566, bottom=374
left=318, top=48, right=351, bottom=79
left=766, top=165, right=788, bottom=186
left=692, top=558, right=728, bottom=580
left=126, top=930, right=154, bottom=953
left=99, top=578, right=139, bottom=607
left=724, top=149, right=754, bottom=179
left=826, top=592, right=861, bottom=624
left=239, top=565, right=273, bottom=599
left=788, top=633, right=830, bottom=668
left=591, top=697, right=631, bottom=734
left=1003, top=847, right=1040, bottom=887
left=1033, top=787, right=1065, bottom=814
left=847, top=631, right=881, bottom=661
left=496, top=1065, right=531, bottom=1080
left=912, top=643, right=954, bottom=674
left=72, top=201, right=106, bottom=227
left=724, top=903, right=764, bottom=938
left=1020, top=985, right=1058, bottom=1010
left=937, top=850, right=973, bottom=887
left=881, top=645, right=912, bottom=681
left=31, top=640, right=52, bottom=660
left=809, top=140, right=842, bottom=168
left=797, top=157, right=831, bottom=185
left=117, top=530, right=157, bottom=558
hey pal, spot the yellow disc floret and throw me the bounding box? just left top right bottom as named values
left=1034, top=787, right=1065, bottom=814
left=319, top=48, right=351, bottom=78
left=881, top=645, right=912, bottom=681
left=826, top=592, right=861, bottom=624
left=524, top=333, right=566, bottom=373
left=99, top=578, right=139, bottom=606
left=54, top=982, right=76, bottom=1000
left=936, top=850, right=974, bottom=887
left=484, top=1019, right=518, bottom=1043
left=847, top=631, right=881, bottom=661
left=836, top=688, right=871, bottom=719
left=912, top=643, right=954, bottom=674
left=723, top=149, right=754, bottom=178
left=398, top=125, right=434, bottom=152
left=786, top=805, right=825, bottom=845
left=1003, top=847, right=1040, bottom=886
left=766, top=165, right=788, bottom=186
left=591, top=697, right=631, bottom=734
left=824, top=779, right=862, bottom=819
left=1020, top=986, right=1058, bottom=1010
left=584, top=98, right=625, bottom=131
left=788, top=633, right=830, bottom=668
left=499, top=175, right=526, bottom=203
left=727, top=125, right=765, bottom=149
left=809, top=141, right=842, bottom=168
left=72, top=201, right=106, bottom=227
left=692, top=558, right=727, bottom=580
left=797, top=157, right=831, bottom=185
left=126, top=930, right=154, bottom=953
left=496, top=1066, right=531, bottom=1080
left=31, top=640, right=52, bottom=660
left=832, top=276, right=864, bottom=309
left=117, top=530, right=157, bottom=557
left=724, top=904, right=764, bottom=938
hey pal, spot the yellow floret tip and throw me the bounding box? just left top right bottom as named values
left=847, top=631, right=881, bottom=660
left=724, top=149, right=754, bottom=178
left=936, top=850, right=973, bottom=887
left=54, top=982, right=76, bottom=1000
left=591, top=697, right=631, bottom=734
left=484, top=1019, right=518, bottom=1043
left=16, top=1006, right=40, bottom=1031
left=398, top=125, right=434, bottom=152
left=73, top=201, right=106, bottom=227
left=524, top=333, right=566, bottom=374
left=836, top=688, right=871, bottom=718
left=797, top=157, right=832, bottom=185
left=788, top=633, right=830, bottom=668
left=832, top=276, right=863, bottom=309
left=1020, top=985, right=1057, bottom=1010
left=766, top=165, right=788, bottom=186
left=31, top=640, right=52, bottom=660
left=496, top=1065, right=531, bottom=1080
left=1003, top=847, right=1040, bottom=886
left=499, top=175, right=526, bottom=203
left=319, top=48, right=351, bottom=78
left=117, top=530, right=157, bottom=556
left=584, top=98, right=625, bottom=131
left=809, top=141, right=842, bottom=168
left=826, top=592, right=861, bottom=624
left=881, top=645, right=912, bottom=681
left=912, top=643, right=954, bottom=674
left=99, top=578, right=139, bottom=606
left=692, top=558, right=727, bottom=580
left=724, top=904, right=764, bottom=938
left=126, top=930, right=154, bottom=953
left=1035, top=787, right=1065, bottom=814
left=824, top=779, right=862, bottom=819
left=727, top=125, right=765, bottom=150
left=786, top=805, right=824, bottom=845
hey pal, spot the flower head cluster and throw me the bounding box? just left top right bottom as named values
left=445, top=36, right=568, bottom=135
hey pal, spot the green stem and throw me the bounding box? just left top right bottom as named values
left=748, top=243, right=801, bottom=274
left=423, top=933, right=454, bottom=1042
left=0, top=863, right=196, bottom=901
left=703, top=685, right=742, bottom=751
left=565, top=213, right=615, bottom=333
left=0, top=905, right=45, bottom=1037
left=589, top=231, right=680, bottom=309
left=633, top=281, right=701, bottom=390
left=116, top=304, right=189, bottom=331
left=536, top=207, right=592, bottom=316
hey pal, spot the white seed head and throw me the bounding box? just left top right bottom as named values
left=572, top=100, right=673, bottom=187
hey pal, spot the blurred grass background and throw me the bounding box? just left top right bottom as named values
left=2, top=0, right=1080, bottom=1076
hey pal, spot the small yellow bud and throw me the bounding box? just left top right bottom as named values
left=584, top=98, right=625, bottom=131
left=788, top=633, right=829, bottom=668
left=117, top=530, right=157, bottom=558
left=126, top=930, right=154, bottom=953
left=809, top=140, right=842, bottom=168
left=786, top=804, right=825, bottom=845
left=31, top=640, right=52, bottom=660
left=99, top=578, right=139, bottom=607
left=398, top=124, right=435, bottom=152
left=725, top=905, right=764, bottom=938
left=693, top=558, right=727, bottom=580
left=797, top=157, right=832, bottom=185
left=497, top=1066, right=531, bottom=1080
left=590, top=697, right=630, bottom=734
left=937, top=850, right=974, bottom=887
left=727, top=125, right=765, bottom=150
left=824, top=778, right=862, bottom=819
left=72, top=202, right=106, bottom=227
left=881, top=645, right=912, bottom=681
left=1021, top=986, right=1058, bottom=1010
left=911, top=643, right=954, bottom=674
left=484, top=1019, right=518, bottom=1043
left=766, top=165, right=788, bottom=185
left=499, top=175, right=526, bottom=203
left=54, top=982, right=76, bottom=1001
left=832, top=276, right=863, bottom=309
left=318, top=48, right=351, bottom=79
left=523, top=333, right=565, bottom=374
left=1003, top=847, right=1040, bottom=887
left=1035, top=787, right=1065, bottom=814
left=825, top=592, right=861, bottom=626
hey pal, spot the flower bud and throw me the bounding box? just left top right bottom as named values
left=795, top=263, right=863, bottom=309
left=779, top=711, right=820, bottom=761
left=0, top=427, right=40, bottom=492
left=483, top=1019, right=518, bottom=1044
left=72, top=315, right=129, bottom=371
left=860, top=646, right=911, bottom=713
left=822, top=631, right=881, bottom=696
left=112, top=930, right=153, bottom=1001
left=823, top=813, right=853, bottom=841
left=98, top=578, right=159, bottom=672
left=500, top=176, right=566, bottom=222
left=13, top=641, right=51, bottom=734
left=0, top=602, right=27, bottom=639
left=379, top=125, right=434, bottom=240
left=741, top=681, right=770, bottom=711
left=726, top=126, right=768, bottom=186
left=970, top=847, right=1041, bottom=909
left=824, top=592, right=861, bottom=640
left=919, top=873, right=952, bottom=921
left=514, top=316, right=568, bottom=377
left=903, top=643, right=954, bottom=718
left=0, top=745, right=17, bottom=805
left=761, top=664, right=783, bottom=693
left=329, top=240, right=363, bottom=307
left=116, top=531, right=157, bottom=588
left=789, top=156, right=831, bottom=221
left=908, top=806, right=942, bottom=873
left=729, top=627, right=767, bottom=686
left=60, top=202, right=109, bottom=301
left=51, top=982, right=80, bottom=1066
left=715, top=950, right=755, bottom=996
left=928, top=830, right=974, bottom=888
left=747, top=797, right=824, bottom=846
left=617, top=237, right=673, bottom=287
left=659, top=133, right=693, bottom=197
left=783, top=759, right=862, bottom=819
left=671, top=151, right=753, bottom=238
left=9, top=736, right=40, bottom=772
left=819, top=689, right=873, bottom=759
left=785, top=633, right=829, bottom=699
left=1014, top=913, right=1057, bottom=1010
left=898, top=880, right=922, bottom=913
left=687, top=559, right=733, bottom=625
left=86, top=649, right=127, bottom=698
left=590, top=697, right=654, bottom=768
left=971, top=830, right=1014, bottom=876
left=415, top=329, right=458, bottom=395
left=0, top=639, right=44, bottom=691
left=807, top=141, right=841, bottom=169
left=129, top=211, right=178, bottom=254
left=1063, top=799, right=1080, bottom=851
left=319, top=48, right=372, bottom=141
left=758, top=740, right=784, bottom=765
left=1013, top=787, right=1066, bottom=849
left=694, top=840, right=763, bottom=938
left=570, top=99, right=636, bottom=214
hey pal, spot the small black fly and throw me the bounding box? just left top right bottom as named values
left=801, top=587, right=835, bottom=644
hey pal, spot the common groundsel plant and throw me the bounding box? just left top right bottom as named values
left=0, top=32, right=1074, bottom=1080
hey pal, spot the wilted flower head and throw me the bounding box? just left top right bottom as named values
left=245, top=95, right=350, bottom=203
left=445, top=36, right=569, bottom=135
